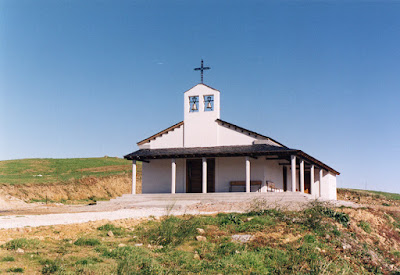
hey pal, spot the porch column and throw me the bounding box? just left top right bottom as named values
left=319, top=169, right=324, bottom=198
left=261, top=163, right=267, bottom=193
left=132, top=160, right=136, bottom=195
left=202, top=157, right=207, bottom=193
left=300, top=159, right=305, bottom=193
left=291, top=155, right=296, bottom=192
left=310, top=165, right=315, bottom=197
left=171, top=159, right=176, bottom=194
left=245, top=157, right=250, bottom=193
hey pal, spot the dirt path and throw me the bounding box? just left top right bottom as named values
left=0, top=194, right=361, bottom=229
left=0, top=208, right=185, bottom=229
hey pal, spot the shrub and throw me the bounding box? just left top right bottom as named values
left=97, top=223, right=125, bottom=236
left=140, top=216, right=199, bottom=246
left=103, top=246, right=137, bottom=259
left=2, top=238, right=40, bottom=250
left=247, top=208, right=284, bottom=219
left=391, top=250, right=400, bottom=258
left=332, top=211, right=350, bottom=227
left=303, top=234, right=316, bottom=243
left=236, top=216, right=275, bottom=232
left=74, top=237, right=101, bottom=246
left=103, top=245, right=164, bottom=274
left=41, top=259, right=63, bottom=274
left=75, top=257, right=103, bottom=265
left=303, top=203, right=329, bottom=230
left=304, top=202, right=350, bottom=230
left=218, top=213, right=243, bottom=226
left=332, top=227, right=341, bottom=237
left=1, top=256, right=15, bottom=262
left=117, top=254, right=164, bottom=274
left=6, top=267, right=24, bottom=273
left=358, top=221, right=372, bottom=233
left=217, top=242, right=244, bottom=256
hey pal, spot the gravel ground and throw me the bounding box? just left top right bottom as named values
left=0, top=207, right=229, bottom=229
left=0, top=198, right=359, bottom=229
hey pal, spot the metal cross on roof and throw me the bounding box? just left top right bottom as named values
left=194, top=59, right=210, bottom=84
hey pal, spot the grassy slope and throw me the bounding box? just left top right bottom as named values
left=356, top=189, right=400, bottom=201
left=1, top=202, right=399, bottom=274
left=0, top=157, right=136, bottom=185
left=338, top=188, right=400, bottom=205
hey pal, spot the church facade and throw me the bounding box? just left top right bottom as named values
left=124, top=83, right=339, bottom=200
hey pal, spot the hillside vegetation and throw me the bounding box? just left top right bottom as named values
left=0, top=158, right=399, bottom=273
left=338, top=188, right=400, bottom=208
left=0, top=157, right=141, bottom=204
left=0, top=157, right=133, bottom=185
left=0, top=198, right=399, bottom=274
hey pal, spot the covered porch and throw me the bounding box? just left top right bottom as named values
left=125, top=144, right=339, bottom=200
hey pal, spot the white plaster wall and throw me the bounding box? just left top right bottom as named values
left=264, top=160, right=285, bottom=190
left=147, top=125, right=184, bottom=149
left=326, top=172, right=337, bottom=200
left=318, top=170, right=337, bottom=200
left=312, top=168, right=320, bottom=199
left=184, top=84, right=220, bottom=147
left=215, top=157, right=284, bottom=192
left=140, top=157, right=336, bottom=199
left=292, top=168, right=337, bottom=200
left=142, top=159, right=185, bottom=193
left=217, top=124, right=258, bottom=146
left=319, top=170, right=329, bottom=199
left=287, top=166, right=300, bottom=192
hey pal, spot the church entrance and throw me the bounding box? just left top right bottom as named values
left=186, top=159, right=215, bottom=193
left=304, top=171, right=311, bottom=194
left=283, top=166, right=287, bottom=191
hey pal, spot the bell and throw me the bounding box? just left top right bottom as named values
left=207, top=102, right=212, bottom=109
left=191, top=103, right=197, bottom=111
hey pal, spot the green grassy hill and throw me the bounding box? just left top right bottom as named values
left=0, top=157, right=135, bottom=186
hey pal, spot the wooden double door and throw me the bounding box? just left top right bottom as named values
left=304, top=171, right=311, bottom=194
left=186, top=159, right=215, bottom=193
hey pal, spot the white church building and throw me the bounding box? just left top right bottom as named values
left=125, top=82, right=339, bottom=200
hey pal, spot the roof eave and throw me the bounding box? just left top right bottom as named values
left=124, top=148, right=339, bottom=175
left=136, top=121, right=184, bottom=146
left=297, top=151, right=340, bottom=175
left=216, top=119, right=287, bottom=148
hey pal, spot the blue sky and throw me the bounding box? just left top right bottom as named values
left=1, top=1, right=399, bottom=193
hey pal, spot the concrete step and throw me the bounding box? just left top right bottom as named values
left=119, top=192, right=310, bottom=198
left=97, top=192, right=314, bottom=207
left=116, top=192, right=312, bottom=199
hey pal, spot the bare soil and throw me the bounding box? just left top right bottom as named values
left=0, top=174, right=141, bottom=204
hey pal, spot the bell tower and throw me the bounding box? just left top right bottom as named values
left=183, top=84, right=220, bottom=147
